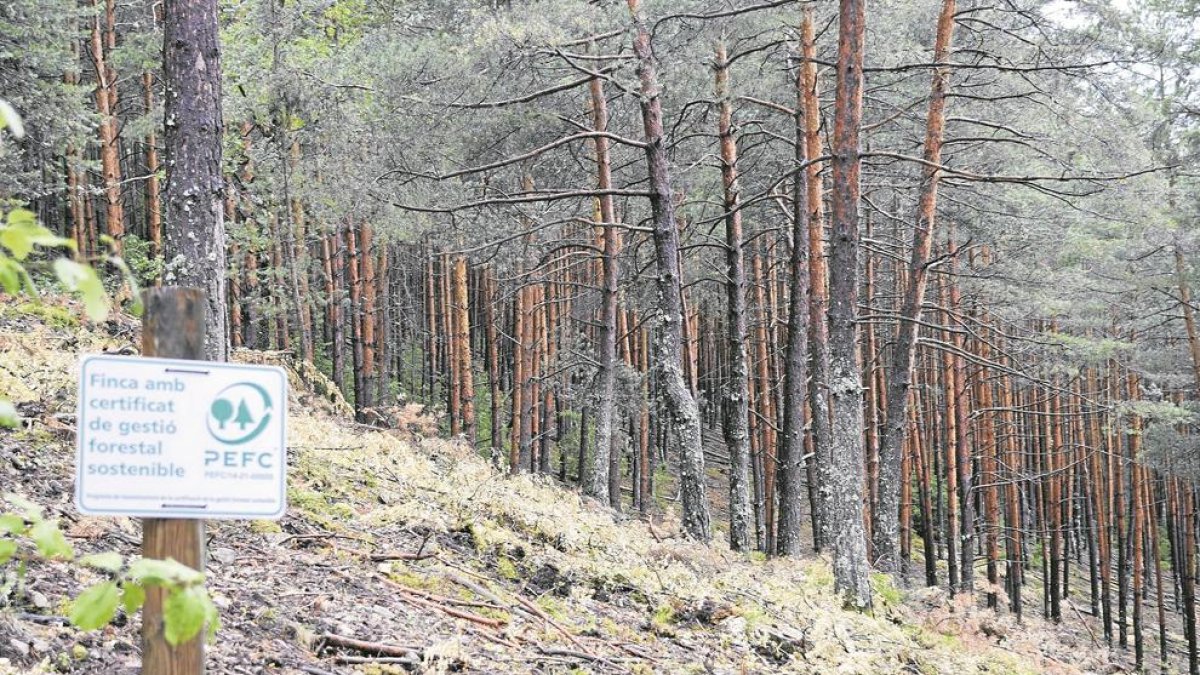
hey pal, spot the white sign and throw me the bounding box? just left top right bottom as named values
left=75, top=354, right=288, bottom=519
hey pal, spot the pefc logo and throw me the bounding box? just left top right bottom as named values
left=207, top=382, right=274, bottom=445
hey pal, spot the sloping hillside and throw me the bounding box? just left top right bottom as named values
left=0, top=301, right=1116, bottom=674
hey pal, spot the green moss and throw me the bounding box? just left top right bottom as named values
left=7, top=302, right=78, bottom=329
left=536, top=594, right=568, bottom=621
left=475, top=606, right=511, bottom=623
left=496, top=556, right=520, bottom=581
left=287, top=488, right=354, bottom=530
left=387, top=569, right=441, bottom=592
left=249, top=520, right=282, bottom=534
left=257, top=607, right=279, bottom=625
left=871, top=572, right=903, bottom=607
left=651, top=602, right=676, bottom=627
left=600, top=617, right=633, bottom=640
left=982, top=650, right=1041, bottom=675
left=734, top=602, right=768, bottom=631
left=803, top=563, right=835, bottom=591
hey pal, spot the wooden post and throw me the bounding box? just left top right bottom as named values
left=141, top=286, right=207, bottom=675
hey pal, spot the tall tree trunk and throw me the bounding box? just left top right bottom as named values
left=243, top=247, right=260, bottom=349
left=949, top=252, right=974, bottom=592
left=485, top=266, right=503, bottom=461
left=627, top=0, right=712, bottom=542
left=347, top=226, right=365, bottom=415
left=638, top=319, right=653, bottom=512
left=913, top=394, right=938, bottom=586
left=161, top=0, right=226, bottom=361
left=977, top=327, right=1000, bottom=607
left=375, top=248, right=391, bottom=404
left=64, top=33, right=87, bottom=255
left=517, top=284, right=536, bottom=471
left=801, top=7, right=831, bottom=552
left=825, top=0, right=872, bottom=608
left=1088, top=367, right=1112, bottom=641
left=752, top=251, right=777, bottom=552
left=228, top=241, right=242, bottom=349
left=445, top=254, right=461, bottom=435
left=874, top=0, right=956, bottom=575
left=452, top=255, right=476, bottom=443
left=940, top=276, right=960, bottom=591
left=360, top=223, right=377, bottom=409
left=777, top=32, right=812, bottom=554
left=714, top=41, right=754, bottom=552
left=1132, top=457, right=1145, bottom=669
left=142, top=71, right=163, bottom=275
left=1048, top=373, right=1065, bottom=623
left=285, top=138, right=315, bottom=363
left=322, top=230, right=346, bottom=392
left=89, top=0, right=125, bottom=255
left=587, top=76, right=622, bottom=504
left=1181, top=485, right=1198, bottom=675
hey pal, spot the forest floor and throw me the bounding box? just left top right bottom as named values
left=0, top=299, right=1133, bottom=674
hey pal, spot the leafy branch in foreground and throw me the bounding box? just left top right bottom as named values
left=0, top=97, right=140, bottom=430
left=1, top=494, right=219, bottom=645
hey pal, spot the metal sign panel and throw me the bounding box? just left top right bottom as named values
left=75, top=354, right=288, bottom=519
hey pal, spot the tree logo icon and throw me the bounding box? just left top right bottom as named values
left=206, top=382, right=273, bottom=445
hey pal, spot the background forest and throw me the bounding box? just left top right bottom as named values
left=3, top=0, right=1200, bottom=671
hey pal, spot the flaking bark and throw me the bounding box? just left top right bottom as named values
left=162, top=0, right=227, bottom=361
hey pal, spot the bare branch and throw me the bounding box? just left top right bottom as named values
left=392, top=188, right=653, bottom=214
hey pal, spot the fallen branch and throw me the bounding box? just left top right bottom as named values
left=380, top=574, right=504, bottom=611
left=382, top=577, right=507, bottom=629
left=537, top=646, right=601, bottom=662
left=336, top=543, right=436, bottom=562
left=317, top=632, right=422, bottom=658
left=333, top=655, right=420, bottom=666
left=515, top=595, right=594, bottom=657
left=280, top=532, right=372, bottom=547
left=443, top=569, right=510, bottom=608
left=368, top=551, right=438, bottom=562
left=1065, top=599, right=1101, bottom=649
left=15, top=613, right=70, bottom=626
left=297, top=665, right=340, bottom=675
left=475, top=627, right=521, bottom=649
left=611, top=641, right=659, bottom=661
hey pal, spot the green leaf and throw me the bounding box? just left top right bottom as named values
left=121, top=582, right=145, bottom=615
left=127, top=557, right=203, bottom=587
left=0, top=539, right=17, bottom=564
left=106, top=256, right=142, bottom=315
left=0, top=514, right=23, bottom=535
left=79, top=551, right=124, bottom=573
left=6, top=208, right=36, bottom=229
left=0, top=225, right=32, bottom=261
left=203, top=590, right=220, bottom=641
left=29, top=520, right=73, bottom=559
left=0, top=400, right=18, bottom=429
left=163, top=585, right=209, bottom=645
left=52, top=259, right=108, bottom=321
left=0, top=98, right=25, bottom=138
left=69, top=581, right=120, bottom=630
left=0, top=212, right=69, bottom=261
left=4, top=494, right=42, bottom=521
left=0, top=258, right=22, bottom=294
